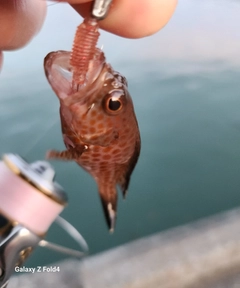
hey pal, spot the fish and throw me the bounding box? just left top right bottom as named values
left=44, top=18, right=140, bottom=231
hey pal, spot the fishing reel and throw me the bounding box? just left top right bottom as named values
left=0, top=154, right=88, bottom=288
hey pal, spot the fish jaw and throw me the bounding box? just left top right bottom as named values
left=44, top=51, right=73, bottom=99
left=44, top=48, right=106, bottom=103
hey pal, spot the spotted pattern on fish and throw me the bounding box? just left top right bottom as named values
left=44, top=49, right=140, bottom=231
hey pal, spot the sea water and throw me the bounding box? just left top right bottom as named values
left=0, top=0, right=240, bottom=266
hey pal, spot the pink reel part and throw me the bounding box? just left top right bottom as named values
left=0, top=154, right=67, bottom=235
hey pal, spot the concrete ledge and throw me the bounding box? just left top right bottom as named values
left=8, top=208, right=240, bottom=288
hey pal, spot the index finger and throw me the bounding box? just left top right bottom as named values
left=65, top=0, right=178, bottom=38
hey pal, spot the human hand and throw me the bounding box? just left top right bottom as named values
left=0, top=0, right=46, bottom=67
left=69, top=0, right=178, bottom=38
left=0, top=0, right=177, bottom=67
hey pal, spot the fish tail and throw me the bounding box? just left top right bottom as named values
left=98, top=186, right=117, bottom=232
left=70, top=18, right=100, bottom=86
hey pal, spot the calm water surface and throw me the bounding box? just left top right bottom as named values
left=1, top=0, right=240, bottom=266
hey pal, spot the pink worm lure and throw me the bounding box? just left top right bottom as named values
left=44, top=17, right=141, bottom=231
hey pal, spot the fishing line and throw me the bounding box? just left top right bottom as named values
left=39, top=216, right=89, bottom=257
left=47, top=1, right=61, bottom=7
left=22, top=116, right=59, bottom=159
left=36, top=0, right=61, bottom=7
left=22, top=0, right=62, bottom=157
left=44, top=0, right=61, bottom=7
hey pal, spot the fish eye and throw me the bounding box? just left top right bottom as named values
left=108, top=98, right=122, bottom=111
left=103, top=90, right=125, bottom=114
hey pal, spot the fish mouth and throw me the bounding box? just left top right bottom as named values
left=44, top=48, right=106, bottom=102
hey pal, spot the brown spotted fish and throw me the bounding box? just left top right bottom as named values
left=44, top=18, right=140, bottom=231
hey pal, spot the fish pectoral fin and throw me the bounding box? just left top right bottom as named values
left=81, top=128, right=119, bottom=147
left=99, top=189, right=117, bottom=232
left=46, top=145, right=87, bottom=161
